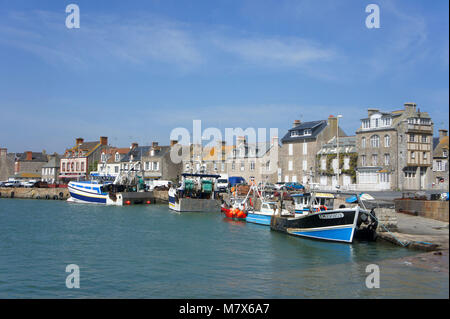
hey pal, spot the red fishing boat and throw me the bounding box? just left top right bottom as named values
left=221, top=204, right=247, bottom=221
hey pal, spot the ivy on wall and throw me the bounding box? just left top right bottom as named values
left=316, top=153, right=358, bottom=182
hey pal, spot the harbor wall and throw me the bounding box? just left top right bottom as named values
left=153, top=190, right=169, bottom=202
left=0, top=187, right=70, bottom=200
left=394, top=199, right=449, bottom=222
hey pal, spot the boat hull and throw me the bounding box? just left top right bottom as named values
left=246, top=212, right=271, bottom=225
left=169, top=196, right=221, bottom=212
left=270, top=208, right=360, bottom=243
left=68, top=183, right=108, bottom=204
left=221, top=207, right=247, bottom=221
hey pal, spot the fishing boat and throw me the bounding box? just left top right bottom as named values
left=168, top=173, right=221, bottom=212
left=270, top=193, right=378, bottom=243
left=67, top=163, right=149, bottom=205
left=246, top=201, right=292, bottom=225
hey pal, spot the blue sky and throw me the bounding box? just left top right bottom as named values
left=0, top=0, right=448, bottom=153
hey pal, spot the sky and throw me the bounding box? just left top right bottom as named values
left=0, top=0, right=448, bottom=153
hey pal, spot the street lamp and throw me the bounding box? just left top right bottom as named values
left=336, top=115, right=343, bottom=190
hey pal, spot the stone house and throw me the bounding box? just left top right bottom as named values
left=41, top=154, right=61, bottom=184
left=279, top=116, right=346, bottom=185
left=59, top=136, right=111, bottom=182
left=431, top=129, right=449, bottom=190
left=225, top=136, right=280, bottom=184
left=0, top=148, right=15, bottom=181
left=355, top=102, right=433, bottom=191
left=14, top=151, right=48, bottom=181
left=316, top=136, right=357, bottom=189
left=97, top=146, right=130, bottom=177
left=141, top=141, right=183, bottom=182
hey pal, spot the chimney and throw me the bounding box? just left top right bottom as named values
left=76, top=138, right=84, bottom=146
left=100, top=136, right=108, bottom=146
left=439, top=129, right=448, bottom=142
left=152, top=142, right=159, bottom=148
left=404, top=102, right=417, bottom=113
left=328, top=115, right=338, bottom=135
left=293, top=120, right=301, bottom=128
left=170, top=140, right=178, bottom=147
left=131, top=142, right=139, bottom=149
left=26, top=151, right=32, bottom=161
left=367, top=108, right=379, bottom=116
left=272, top=136, right=279, bottom=146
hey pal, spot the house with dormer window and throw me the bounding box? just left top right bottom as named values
left=356, top=102, right=433, bottom=191
left=279, top=116, right=346, bottom=186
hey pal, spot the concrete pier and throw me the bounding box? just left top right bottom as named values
left=0, top=187, right=70, bottom=200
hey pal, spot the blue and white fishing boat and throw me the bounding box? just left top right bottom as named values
left=271, top=193, right=378, bottom=243
left=67, top=180, right=110, bottom=204
left=246, top=201, right=292, bottom=225
left=67, top=163, right=147, bottom=205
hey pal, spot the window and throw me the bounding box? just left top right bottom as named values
left=240, top=162, right=245, bottom=171
left=232, top=161, right=236, bottom=171
left=303, top=129, right=312, bottom=136
left=421, top=135, right=428, bottom=143
left=423, top=152, right=427, bottom=160
left=303, top=143, right=307, bottom=155
left=81, top=162, right=84, bottom=171
left=290, top=131, right=300, bottom=137
left=370, top=135, right=380, bottom=148
left=288, top=160, right=293, bottom=171
left=372, top=154, right=378, bottom=166
left=411, top=151, right=415, bottom=159
left=115, top=153, right=120, bottom=162
left=115, top=166, right=119, bottom=173
left=361, top=137, right=366, bottom=149
left=409, top=134, right=415, bottom=142
left=436, top=160, right=443, bottom=171
left=361, top=155, right=366, bottom=166
left=101, top=153, right=106, bottom=162
left=76, top=162, right=80, bottom=171
left=332, top=159, right=338, bottom=173
left=384, top=135, right=390, bottom=147
left=288, top=144, right=293, bottom=156
left=302, top=160, right=307, bottom=171
left=344, top=157, right=350, bottom=170
left=443, top=150, right=448, bottom=158
left=362, top=120, right=370, bottom=129
left=62, top=163, right=66, bottom=172
left=384, top=154, right=390, bottom=165
left=404, top=167, right=416, bottom=178
left=380, top=173, right=390, bottom=183
left=321, top=158, right=326, bottom=170
left=382, top=117, right=392, bottom=126
left=250, top=161, right=255, bottom=171
left=71, top=163, right=74, bottom=171
left=153, top=162, right=159, bottom=171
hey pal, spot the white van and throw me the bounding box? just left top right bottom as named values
left=216, top=174, right=229, bottom=192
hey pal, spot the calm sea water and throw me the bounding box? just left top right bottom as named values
left=0, top=198, right=448, bottom=298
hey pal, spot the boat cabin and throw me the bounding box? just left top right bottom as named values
left=291, top=192, right=335, bottom=214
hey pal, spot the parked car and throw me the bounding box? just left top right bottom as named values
left=21, top=180, right=36, bottom=187
left=33, top=181, right=49, bottom=188
left=274, top=182, right=286, bottom=190
left=4, top=180, right=21, bottom=187
left=284, top=182, right=305, bottom=191
left=0, top=181, right=8, bottom=187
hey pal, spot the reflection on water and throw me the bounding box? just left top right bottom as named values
left=0, top=199, right=447, bottom=298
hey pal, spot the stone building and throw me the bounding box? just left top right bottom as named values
left=355, top=102, right=433, bottom=191
left=97, top=146, right=130, bottom=177
left=431, top=129, right=449, bottom=190
left=316, top=136, right=357, bottom=189
left=41, top=154, right=61, bottom=184
left=14, top=151, right=48, bottom=181
left=279, top=116, right=346, bottom=185
left=0, top=148, right=15, bottom=181
left=141, top=141, right=183, bottom=183
left=59, top=136, right=111, bottom=182
left=225, top=136, right=280, bottom=184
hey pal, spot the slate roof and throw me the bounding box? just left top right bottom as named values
left=281, top=120, right=327, bottom=143
left=15, top=152, right=48, bottom=162
left=121, top=146, right=152, bottom=162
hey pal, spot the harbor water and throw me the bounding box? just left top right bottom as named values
left=0, top=198, right=448, bottom=298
